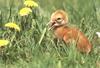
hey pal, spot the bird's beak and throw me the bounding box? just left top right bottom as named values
left=47, top=21, right=54, bottom=30
left=47, top=21, right=59, bottom=30
left=46, top=21, right=55, bottom=30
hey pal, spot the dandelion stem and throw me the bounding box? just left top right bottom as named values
left=9, top=31, right=16, bottom=47
left=38, top=28, right=47, bottom=45
left=7, top=0, right=14, bottom=22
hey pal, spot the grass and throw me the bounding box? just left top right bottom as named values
left=0, top=0, right=100, bottom=68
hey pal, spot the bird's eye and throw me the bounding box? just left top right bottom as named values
left=57, top=18, right=61, bottom=20
left=56, top=18, right=62, bottom=23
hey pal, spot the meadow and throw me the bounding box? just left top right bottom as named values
left=0, top=0, right=100, bottom=68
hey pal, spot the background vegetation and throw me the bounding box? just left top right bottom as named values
left=0, top=0, right=100, bottom=68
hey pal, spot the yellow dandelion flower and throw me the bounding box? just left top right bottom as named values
left=24, top=0, right=38, bottom=7
left=5, top=22, right=20, bottom=31
left=19, top=7, right=32, bottom=16
left=0, top=40, right=9, bottom=47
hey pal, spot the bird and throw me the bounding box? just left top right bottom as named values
left=48, top=10, right=92, bottom=54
